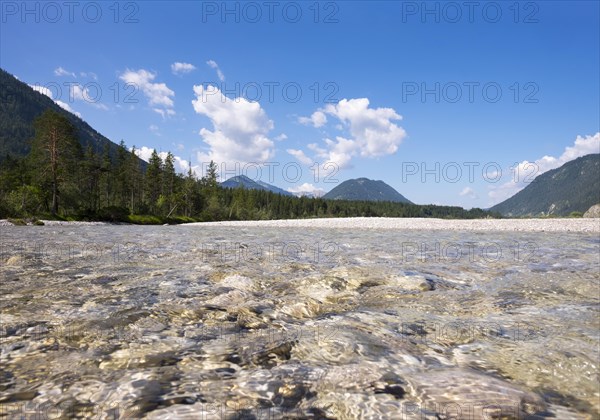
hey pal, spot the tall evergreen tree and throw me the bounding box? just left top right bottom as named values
left=182, top=165, right=196, bottom=217
left=98, top=143, right=112, bottom=208
left=145, top=149, right=163, bottom=213
left=115, top=140, right=130, bottom=208
left=82, top=144, right=102, bottom=213
left=29, top=110, right=81, bottom=215
left=202, top=160, right=219, bottom=190
left=128, top=145, right=143, bottom=213
left=163, top=152, right=176, bottom=197
left=162, top=152, right=176, bottom=215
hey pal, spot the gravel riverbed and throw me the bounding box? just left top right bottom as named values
left=0, top=221, right=598, bottom=419
left=187, top=217, right=600, bottom=232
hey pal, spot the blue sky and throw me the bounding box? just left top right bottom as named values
left=1, top=1, right=599, bottom=207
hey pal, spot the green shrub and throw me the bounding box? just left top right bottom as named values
left=127, top=214, right=163, bottom=225
left=7, top=218, right=27, bottom=226
left=166, top=216, right=197, bottom=224
left=97, top=206, right=130, bottom=222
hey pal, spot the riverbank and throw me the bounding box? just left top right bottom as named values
left=187, top=217, right=600, bottom=232
left=2, top=216, right=598, bottom=232
left=0, top=214, right=192, bottom=226
left=0, top=219, right=108, bottom=226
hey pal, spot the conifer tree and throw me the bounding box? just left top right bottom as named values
left=29, top=110, right=81, bottom=215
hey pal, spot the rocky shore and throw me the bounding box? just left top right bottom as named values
left=186, top=217, right=600, bottom=232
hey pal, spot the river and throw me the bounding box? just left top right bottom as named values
left=1, top=225, right=598, bottom=419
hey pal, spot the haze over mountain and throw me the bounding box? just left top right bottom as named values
left=490, top=154, right=600, bottom=217
left=0, top=68, right=145, bottom=167
left=322, top=178, right=412, bottom=203
left=220, top=175, right=293, bottom=196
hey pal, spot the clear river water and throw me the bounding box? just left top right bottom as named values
left=0, top=225, right=598, bottom=419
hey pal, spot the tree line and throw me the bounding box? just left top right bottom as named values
left=0, top=109, right=497, bottom=222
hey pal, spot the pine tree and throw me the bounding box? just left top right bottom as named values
left=163, top=152, right=176, bottom=215
left=145, top=149, right=163, bottom=213
left=98, top=143, right=112, bottom=207
left=29, top=110, right=81, bottom=215
left=163, top=152, right=175, bottom=196
left=182, top=164, right=201, bottom=217
left=82, top=144, right=102, bottom=213
left=128, top=146, right=143, bottom=213
left=115, top=140, right=129, bottom=208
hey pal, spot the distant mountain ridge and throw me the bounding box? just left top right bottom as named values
left=220, top=175, right=293, bottom=196
left=0, top=68, right=146, bottom=167
left=323, top=177, right=412, bottom=203
left=490, top=154, right=600, bottom=216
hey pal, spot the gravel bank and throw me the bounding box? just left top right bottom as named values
left=186, top=217, right=600, bottom=232
left=1, top=217, right=597, bottom=232
left=0, top=219, right=108, bottom=226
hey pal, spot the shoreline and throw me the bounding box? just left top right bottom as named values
left=188, top=217, right=600, bottom=232
left=0, top=219, right=108, bottom=227
left=1, top=217, right=598, bottom=232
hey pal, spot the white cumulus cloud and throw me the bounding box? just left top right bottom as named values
left=70, top=84, right=88, bottom=101
left=30, top=84, right=81, bottom=118
left=171, top=62, right=196, bottom=75
left=79, top=71, right=98, bottom=80
left=65, top=84, right=108, bottom=110
left=153, top=108, right=176, bottom=118
left=287, top=148, right=313, bottom=165
left=459, top=187, right=479, bottom=199
left=299, top=111, right=327, bottom=128
left=120, top=69, right=175, bottom=117
left=288, top=183, right=325, bottom=197
left=488, top=132, right=600, bottom=205
left=30, top=84, right=54, bottom=98
left=132, top=146, right=191, bottom=173
left=323, top=98, right=406, bottom=158
left=192, top=85, right=275, bottom=165
left=54, top=67, right=76, bottom=77
left=206, top=60, right=225, bottom=82
left=132, top=146, right=154, bottom=162
left=293, top=98, right=406, bottom=169
left=321, top=136, right=359, bottom=169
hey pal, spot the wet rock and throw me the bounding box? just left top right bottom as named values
left=90, top=276, right=118, bottom=286
left=252, top=341, right=295, bottom=367
left=220, top=274, right=255, bottom=291
left=374, top=384, right=406, bottom=399
left=583, top=203, right=600, bottom=218
left=307, top=406, right=337, bottom=420
left=5, top=255, right=23, bottom=266
left=410, top=369, right=546, bottom=420
left=2, top=389, right=38, bottom=401
left=390, top=273, right=443, bottom=292
left=273, top=382, right=315, bottom=408
left=0, top=370, right=16, bottom=392
left=235, top=309, right=267, bottom=330
left=279, top=299, right=323, bottom=319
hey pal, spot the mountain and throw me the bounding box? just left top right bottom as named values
left=0, top=68, right=145, bottom=167
left=323, top=178, right=412, bottom=203
left=291, top=191, right=321, bottom=199
left=490, top=154, right=600, bottom=217
left=220, top=175, right=293, bottom=196
left=255, top=179, right=294, bottom=196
